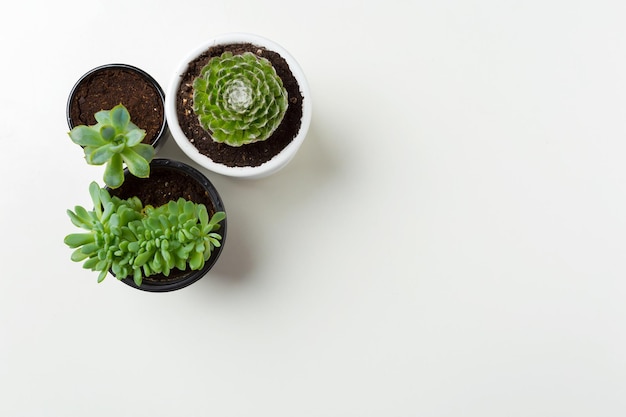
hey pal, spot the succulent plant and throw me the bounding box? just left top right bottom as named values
left=69, top=104, right=155, bottom=188
left=193, top=51, right=288, bottom=147
left=64, top=182, right=225, bottom=287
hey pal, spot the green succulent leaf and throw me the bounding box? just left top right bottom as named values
left=134, top=250, right=154, bottom=267
left=192, top=51, right=288, bottom=146
left=88, top=143, right=116, bottom=165
left=67, top=209, right=91, bottom=229
left=103, top=154, right=124, bottom=189
left=100, top=125, right=116, bottom=141
left=133, top=269, right=143, bottom=286
left=121, top=148, right=151, bottom=178
left=94, top=109, right=112, bottom=124
left=189, top=250, right=203, bottom=270
left=198, top=205, right=208, bottom=225
left=64, top=233, right=96, bottom=248
left=83, top=257, right=99, bottom=270
left=73, top=205, right=93, bottom=225
left=69, top=125, right=106, bottom=147
left=71, top=248, right=90, bottom=262
left=208, top=211, right=226, bottom=229
left=68, top=104, right=152, bottom=188
left=110, top=104, right=131, bottom=129
left=125, top=128, right=145, bottom=147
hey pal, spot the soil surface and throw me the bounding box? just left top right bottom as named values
left=110, top=166, right=217, bottom=212
left=68, top=66, right=164, bottom=145
left=176, top=43, right=304, bottom=167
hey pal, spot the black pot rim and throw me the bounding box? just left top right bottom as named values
left=66, top=63, right=168, bottom=151
left=113, top=158, right=227, bottom=292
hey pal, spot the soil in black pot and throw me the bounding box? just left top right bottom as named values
left=68, top=66, right=165, bottom=145
left=175, top=43, right=304, bottom=167
left=109, top=163, right=223, bottom=283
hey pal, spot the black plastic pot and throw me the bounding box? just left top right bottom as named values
left=107, top=159, right=227, bottom=292
left=66, top=63, right=168, bottom=152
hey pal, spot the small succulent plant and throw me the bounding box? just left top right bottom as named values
left=69, top=104, right=155, bottom=188
left=64, top=182, right=225, bottom=286
left=193, top=51, right=288, bottom=147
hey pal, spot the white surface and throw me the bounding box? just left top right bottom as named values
left=1, top=1, right=625, bottom=416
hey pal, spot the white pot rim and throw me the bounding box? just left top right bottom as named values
left=165, top=32, right=312, bottom=179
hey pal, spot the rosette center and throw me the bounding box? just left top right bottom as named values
left=225, top=79, right=254, bottom=113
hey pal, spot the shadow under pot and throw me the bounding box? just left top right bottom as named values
left=67, top=63, right=168, bottom=152
left=107, top=158, right=227, bottom=292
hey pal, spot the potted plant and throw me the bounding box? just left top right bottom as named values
left=67, top=63, right=168, bottom=152
left=64, top=107, right=227, bottom=292
left=165, top=33, right=312, bottom=178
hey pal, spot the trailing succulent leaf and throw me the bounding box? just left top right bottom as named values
left=68, top=104, right=155, bottom=188
left=64, top=182, right=225, bottom=286
left=192, top=51, right=288, bottom=147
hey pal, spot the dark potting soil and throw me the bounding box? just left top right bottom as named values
left=176, top=43, right=304, bottom=167
left=68, top=67, right=164, bottom=145
left=109, top=166, right=220, bottom=282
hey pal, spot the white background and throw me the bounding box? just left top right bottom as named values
left=1, top=1, right=625, bottom=416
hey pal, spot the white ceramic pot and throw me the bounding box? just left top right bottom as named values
left=165, top=33, right=312, bottom=179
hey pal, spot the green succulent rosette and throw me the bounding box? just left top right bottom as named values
left=192, top=51, right=288, bottom=147
left=69, top=104, right=154, bottom=188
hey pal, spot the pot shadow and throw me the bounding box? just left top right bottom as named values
left=205, top=202, right=256, bottom=285
left=158, top=117, right=342, bottom=289
left=208, top=120, right=342, bottom=289
left=285, top=122, right=339, bottom=189
left=254, top=121, right=342, bottom=210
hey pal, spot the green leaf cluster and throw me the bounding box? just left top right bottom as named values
left=64, top=182, right=225, bottom=287
left=69, top=104, right=155, bottom=188
left=193, top=51, right=288, bottom=147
